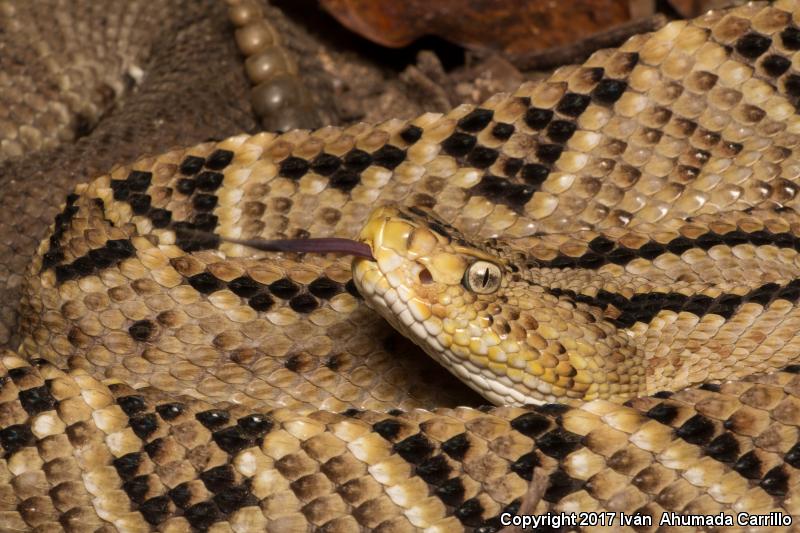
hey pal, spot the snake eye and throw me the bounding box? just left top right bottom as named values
left=463, top=260, right=502, bottom=294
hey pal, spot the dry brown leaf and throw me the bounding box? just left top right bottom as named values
left=320, top=0, right=637, bottom=55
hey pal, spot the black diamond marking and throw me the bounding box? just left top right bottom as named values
left=308, top=277, right=342, bottom=299
left=676, top=414, right=715, bottom=445
left=144, top=438, right=163, bottom=458
left=139, top=495, right=171, bottom=525
left=705, top=433, right=739, bottom=463
left=536, top=144, right=563, bottom=164
left=196, top=409, right=230, bottom=430
left=113, top=452, right=142, bottom=480
left=70, top=256, right=93, bottom=277
left=188, top=273, right=224, bottom=294
left=118, top=395, right=147, bottom=416
left=228, top=276, right=261, bottom=297
left=196, top=171, right=224, bottom=191
left=544, top=469, right=583, bottom=502
left=782, top=26, right=800, bottom=50
left=248, top=293, right=274, bottom=312
left=343, top=149, right=372, bottom=172
left=760, top=466, right=789, bottom=497
left=7, top=367, right=31, bottom=381
left=557, top=93, right=591, bottom=116
left=785, top=74, right=800, bottom=98
left=469, top=175, right=535, bottom=210
left=184, top=501, right=222, bottom=530
left=284, top=354, right=303, bottom=372
left=733, top=451, right=762, bottom=479
left=592, top=79, right=627, bottom=104
left=329, top=169, right=361, bottom=191
left=193, top=193, right=218, bottom=211
left=311, top=153, right=341, bottom=176
left=214, top=485, right=258, bottom=514
left=205, top=149, right=234, bottom=170
left=128, top=193, right=151, bottom=215
left=180, top=156, right=205, bottom=175
left=127, top=170, right=152, bottom=191
left=666, top=236, right=694, bottom=254
left=373, top=419, right=403, bottom=441
left=269, top=278, right=299, bottom=299
left=491, top=123, right=515, bottom=140
left=454, top=498, right=484, bottom=527
left=173, top=222, right=219, bottom=252
left=123, top=475, right=151, bottom=504
left=19, top=385, right=56, bottom=416
left=546, top=120, right=577, bottom=143
left=394, top=433, right=434, bottom=463
left=467, top=146, right=499, bottom=168
left=457, top=108, right=494, bottom=131
left=130, top=414, right=158, bottom=440
left=41, top=249, right=65, bottom=270
left=200, top=465, right=235, bottom=493
left=746, top=282, right=780, bottom=306
left=149, top=208, right=172, bottom=228
left=345, top=279, right=361, bottom=298
left=213, top=426, right=254, bottom=454
left=536, top=429, right=582, bottom=459
left=176, top=178, right=196, bottom=195
left=762, top=54, right=792, bottom=77
left=532, top=404, right=569, bottom=417
left=278, top=156, right=310, bottom=179
left=503, top=157, right=523, bottom=177
left=372, top=145, right=406, bottom=169
left=110, top=179, right=130, bottom=201
left=400, top=124, right=423, bottom=144
left=510, top=452, right=539, bottom=481
left=735, top=32, right=772, bottom=59
left=577, top=253, right=604, bottom=269
left=168, top=483, right=192, bottom=509
left=129, top=320, right=155, bottom=342
left=510, top=412, right=551, bottom=437
left=156, top=403, right=186, bottom=421
left=784, top=364, right=800, bottom=374
left=588, top=236, right=614, bottom=254
left=435, top=478, right=465, bottom=506
left=416, top=455, right=451, bottom=484
left=524, top=107, right=553, bottom=130
left=191, top=213, right=218, bottom=232
left=786, top=441, right=800, bottom=467
left=238, top=414, right=273, bottom=437
left=442, top=132, right=477, bottom=157
left=606, top=247, right=636, bottom=265
left=0, top=424, right=35, bottom=455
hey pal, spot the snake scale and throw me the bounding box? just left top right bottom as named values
left=6, top=0, right=800, bottom=531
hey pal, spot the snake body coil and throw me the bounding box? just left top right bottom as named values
left=5, top=1, right=800, bottom=531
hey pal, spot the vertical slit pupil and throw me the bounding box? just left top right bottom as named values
left=482, top=267, right=490, bottom=287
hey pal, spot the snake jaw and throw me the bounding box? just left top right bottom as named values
left=353, top=206, right=603, bottom=406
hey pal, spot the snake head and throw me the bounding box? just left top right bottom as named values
left=353, top=205, right=604, bottom=406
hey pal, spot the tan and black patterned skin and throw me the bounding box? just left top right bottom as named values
left=8, top=0, right=800, bottom=531
left=0, top=0, right=261, bottom=349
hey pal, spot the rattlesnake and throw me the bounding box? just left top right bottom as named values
left=5, top=1, right=800, bottom=531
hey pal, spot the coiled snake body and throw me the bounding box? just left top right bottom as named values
left=5, top=1, right=800, bottom=531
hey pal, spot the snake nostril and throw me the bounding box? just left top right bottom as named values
left=419, top=268, right=433, bottom=284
